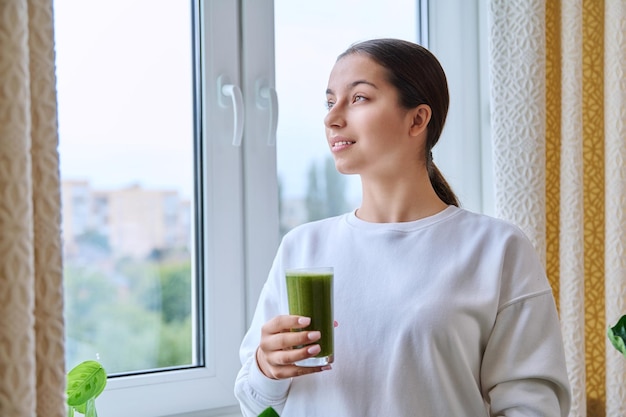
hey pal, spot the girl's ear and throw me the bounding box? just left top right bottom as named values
left=409, top=104, right=432, bottom=137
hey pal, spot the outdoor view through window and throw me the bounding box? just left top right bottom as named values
left=274, top=2, right=418, bottom=234
left=56, top=1, right=196, bottom=375
left=56, top=0, right=417, bottom=377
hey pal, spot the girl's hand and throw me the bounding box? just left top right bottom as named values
left=256, top=315, right=331, bottom=379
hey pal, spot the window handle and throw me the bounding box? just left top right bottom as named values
left=256, top=81, right=278, bottom=146
left=218, top=76, right=244, bottom=147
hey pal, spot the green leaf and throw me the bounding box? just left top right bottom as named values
left=258, top=407, right=280, bottom=417
left=608, top=315, right=626, bottom=356
left=73, top=401, right=87, bottom=416
left=66, top=360, right=108, bottom=407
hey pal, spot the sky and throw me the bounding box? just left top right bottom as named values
left=54, top=0, right=417, bottom=202
left=54, top=0, right=194, bottom=197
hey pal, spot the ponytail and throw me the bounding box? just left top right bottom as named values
left=427, top=153, right=459, bottom=207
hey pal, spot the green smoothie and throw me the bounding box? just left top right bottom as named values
left=285, top=267, right=334, bottom=366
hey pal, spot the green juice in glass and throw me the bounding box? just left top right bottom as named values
left=285, top=267, right=334, bottom=367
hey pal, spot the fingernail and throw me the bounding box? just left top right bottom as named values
left=307, top=331, right=321, bottom=341
left=307, top=345, right=321, bottom=355
left=298, top=317, right=311, bottom=325
left=321, top=365, right=332, bottom=371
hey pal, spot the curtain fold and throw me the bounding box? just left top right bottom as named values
left=559, top=1, right=588, bottom=415
left=488, top=0, right=548, bottom=259
left=0, top=0, right=65, bottom=416
left=604, top=2, right=626, bottom=415
left=488, top=0, right=626, bottom=416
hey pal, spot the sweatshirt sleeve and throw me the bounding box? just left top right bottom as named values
left=480, top=229, right=571, bottom=416
left=234, top=245, right=292, bottom=417
left=481, top=293, right=571, bottom=416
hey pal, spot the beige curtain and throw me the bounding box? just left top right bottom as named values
left=488, top=1, right=626, bottom=416
left=0, top=0, right=65, bottom=416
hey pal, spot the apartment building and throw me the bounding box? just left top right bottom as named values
left=61, top=181, right=191, bottom=260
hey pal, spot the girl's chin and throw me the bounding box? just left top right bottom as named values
left=331, top=159, right=358, bottom=175
left=334, top=165, right=357, bottom=175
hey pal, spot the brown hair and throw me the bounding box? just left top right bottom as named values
left=338, top=38, right=460, bottom=207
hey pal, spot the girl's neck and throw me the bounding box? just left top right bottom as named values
left=356, top=175, right=448, bottom=223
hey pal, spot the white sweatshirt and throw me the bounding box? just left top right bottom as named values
left=234, top=206, right=571, bottom=416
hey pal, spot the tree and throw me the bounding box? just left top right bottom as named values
left=158, top=262, right=192, bottom=324
left=305, top=162, right=325, bottom=221
left=305, top=156, right=350, bottom=220
left=324, top=156, right=349, bottom=216
left=65, top=256, right=195, bottom=373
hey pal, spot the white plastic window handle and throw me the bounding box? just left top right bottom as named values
left=258, top=86, right=278, bottom=146
left=218, top=76, right=244, bottom=147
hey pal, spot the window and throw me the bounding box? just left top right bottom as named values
left=57, top=0, right=197, bottom=375
left=56, top=0, right=253, bottom=415
left=274, top=0, right=493, bottom=246
left=55, top=0, right=489, bottom=415
left=274, top=0, right=418, bottom=236
left=427, top=0, right=493, bottom=216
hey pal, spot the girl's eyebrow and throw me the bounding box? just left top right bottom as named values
left=326, top=80, right=378, bottom=95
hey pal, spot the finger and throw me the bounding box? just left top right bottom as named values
left=259, top=344, right=328, bottom=379
left=266, top=362, right=329, bottom=379
left=261, top=330, right=321, bottom=353
left=291, top=316, right=312, bottom=329
left=334, top=320, right=339, bottom=328
left=271, top=343, right=322, bottom=366
left=262, top=315, right=311, bottom=335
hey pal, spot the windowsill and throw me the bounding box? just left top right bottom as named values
left=165, top=405, right=242, bottom=417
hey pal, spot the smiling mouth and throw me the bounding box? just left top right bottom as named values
left=333, top=141, right=355, bottom=148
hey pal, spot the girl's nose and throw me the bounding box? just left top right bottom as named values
left=324, top=104, right=345, bottom=129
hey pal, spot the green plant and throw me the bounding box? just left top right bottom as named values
left=259, top=407, right=279, bottom=417
left=608, top=315, right=626, bottom=357
left=65, top=360, right=273, bottom=416
left=66, top=360, right=108, bottom=417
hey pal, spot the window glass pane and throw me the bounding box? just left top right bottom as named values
left=274, top=1, right=418, bottom=235
left=54, top=0, right=197, bottom=375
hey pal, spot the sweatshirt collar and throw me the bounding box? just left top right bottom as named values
left=344, top=205, right=460, bottom=232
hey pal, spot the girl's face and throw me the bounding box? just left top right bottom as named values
left=324, top=53, right=427, bottom=180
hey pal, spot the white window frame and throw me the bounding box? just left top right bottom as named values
left=426, top=0, right=494, bottom=216
left=92, top=1, right=490, bottom=416
left=95, top=1, right=275, bottom=415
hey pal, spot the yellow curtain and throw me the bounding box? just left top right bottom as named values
left=0, top=0, right=65, bottom=416
left=489, top=1, right=626, bottom=416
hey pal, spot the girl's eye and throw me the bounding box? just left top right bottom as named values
left=325, top=101, right=335, bottom=110
left=353, top=95, right=366, bottom=103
